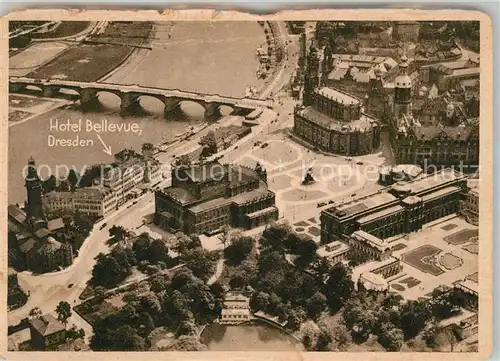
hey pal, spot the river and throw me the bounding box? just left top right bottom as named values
left=200, top=322, right=301, bottom=351
left=8, top=22, right=266, bottom=204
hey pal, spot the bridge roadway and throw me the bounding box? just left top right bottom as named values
left=9, top=77, right=273, bottom=121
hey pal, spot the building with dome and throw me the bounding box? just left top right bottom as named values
left=294, top=46, right=381, bottom=156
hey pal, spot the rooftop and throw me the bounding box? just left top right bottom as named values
left=352, top=230, right=390, bottom=250
left=298, top=106, right=377, bottom=132
left=8, top=205, right=27, bottom=224
left=317, top=241, right=351, bottom=258
left=331, top=191, right=397, bottom=218
left=356, top=205, right=404, bottom=225
left=162, top=187, right=198, bottom=205
left=405, top=168, right=466, bottom=195
left=29, top=313, right=65, bottom=336
left=316, top=87, right=360, bottom=105
left=47, top=218, right=65, bottom=232
left=420, top=186, right=461, bottom=202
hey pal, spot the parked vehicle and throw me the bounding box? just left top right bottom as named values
left=317, top=202, right=327, bottom=207
left=99, top=223, right=107, bottom=230
left=261, top=143, right=269, bottom=148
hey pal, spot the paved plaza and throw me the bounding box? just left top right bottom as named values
left=388, top=216, right=479, bottom=300
left=229, top=133, right=388, bottom=222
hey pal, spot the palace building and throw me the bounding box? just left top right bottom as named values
left=320, top=168, right=468, bottom=244
left=154, top=161, right=278, bottom=235
left=389, top=55, right=479, bottom=170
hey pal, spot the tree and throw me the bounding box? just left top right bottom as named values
left=67, top=169, right=79, bottom=191
left=398, top=300, right=432, bottom=340
left=332, top=324, right=352, bottom=350
left=181, top=248, right=216, bottom=281
left=67, top=326, right=85, bottom=340
left=42, top=175, right=57, bottom=194
left=251, top=291, right=271, bottom=312
left=109, top=225, right=127, bottom=243
left=29, top=307, right=42, bottom=319
left=148, top=239, right=170, bottom=264
left=224, top=236, right=253, bottom=265
left=324, top=263, right=354, bottom=312
left=142, top=142, right=154, bottom=153
left=114, top=324, right=146, bottom=351
left=132, top=234, right=151, bottom=261
left=315, top=329, right=333, bottom=351
left=91, top=253, right=132, bottom=288
left=294, top=238, right=318, bottom=268
left=306, top=291, right=327, bottom=320
left=377, top=323, right=404, bottom=351
left=55, top=301, right=72, bottom=326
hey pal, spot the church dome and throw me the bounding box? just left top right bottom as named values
left=395, top=74, right=412, bottom=88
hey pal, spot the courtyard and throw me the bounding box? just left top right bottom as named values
left=388, top=216, right=479, bottom=300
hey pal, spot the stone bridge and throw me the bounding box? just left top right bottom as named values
left=9, top=77, right=273, bottom=121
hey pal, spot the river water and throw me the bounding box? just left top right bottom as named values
left=200, top=322, right=301, bottom=351
left=9, top=22, right=266, bottom=204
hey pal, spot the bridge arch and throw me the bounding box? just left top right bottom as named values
left=80, top=88, right=123, bottom=112
left=135, top=94, right=167, bottom=117
left=178, top=99, right=207, bottom=120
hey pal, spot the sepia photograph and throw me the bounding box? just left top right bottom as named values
left=3, top=10, right=493, bottom=358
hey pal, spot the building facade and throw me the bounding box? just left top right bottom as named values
left=29, top=314, right=67, bottom=350
left=220, top=292, right=251, bottom=325
left=154, top=161, right=278, bottom=235
left=43, top=149, right=161, bottom=218
left=320, top=168, right=468, bottom=244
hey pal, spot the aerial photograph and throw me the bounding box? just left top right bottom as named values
left=7, top=19, right=481, bottom=352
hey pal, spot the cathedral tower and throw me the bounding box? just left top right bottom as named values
left=393, top=54, right=412, bottom=118
left=25, top=156, right=45, bottom=221
left=303, top=44, right=320, bottom=106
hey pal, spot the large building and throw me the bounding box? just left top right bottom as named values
left=29, top=313, right=66, bottom=350
left=389, top=56, right=480, bottom=170
left=8, top=158, right=74, bottom=273
left=294, top=87, right=381, bottom=155
left=154, top=161, right=278, bottom=235
left=43, top=149, right=161, bottom=218
left=220, top=292, right=251, bottom=325
left=320, top=168, right=468, bottom=243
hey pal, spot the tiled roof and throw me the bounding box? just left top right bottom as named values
left=29, top=314, right=65, bottom=336
left=8, top=205, right=27, bottom=224
left=47, top=218, right=65, bottom=231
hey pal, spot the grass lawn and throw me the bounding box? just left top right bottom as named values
left=74, top=299, right=118, bottom=326
left=28, top=43, right=133, bottom=82
left=392, top=243, right=407, bottom=252
left=31, top=21, right=91, bottom=39
left=444, top=229, right=479, bottom=245
left=400, top=277, right=421, bottom=288
left=441, top=223, right=458, bottom=231
left=461, top=243, right=478, bottom=254
left=402, top=245, right=444, bottom=276
left=8, top=110, right=31, bottom=122
left=294, top=221, right=309, bottom=227
left=308, top=226, right=320, bottom=237
left=439, top=253, right=462, bottom=270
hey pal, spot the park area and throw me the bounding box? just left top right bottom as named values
left=402, top=245, right=444, bottom=276
left=30, top=21, right=91, bottom=39
left=444, top=229, right=479, bottom=245
left=9, top=41, right=71, bottom=76
left=27, top=43, right=134, bottom=81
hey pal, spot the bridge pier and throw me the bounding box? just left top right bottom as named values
left=80, top=89, right=99, bottom=112
left=204, top=103, right=222, bottom=122
left=42, top=85, right=60, bottom=98
left=164, top=98, right=183, bottom=119
left=120, top=93, right=141, bottom=116
left=9, top=83, right=25, bottom=93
